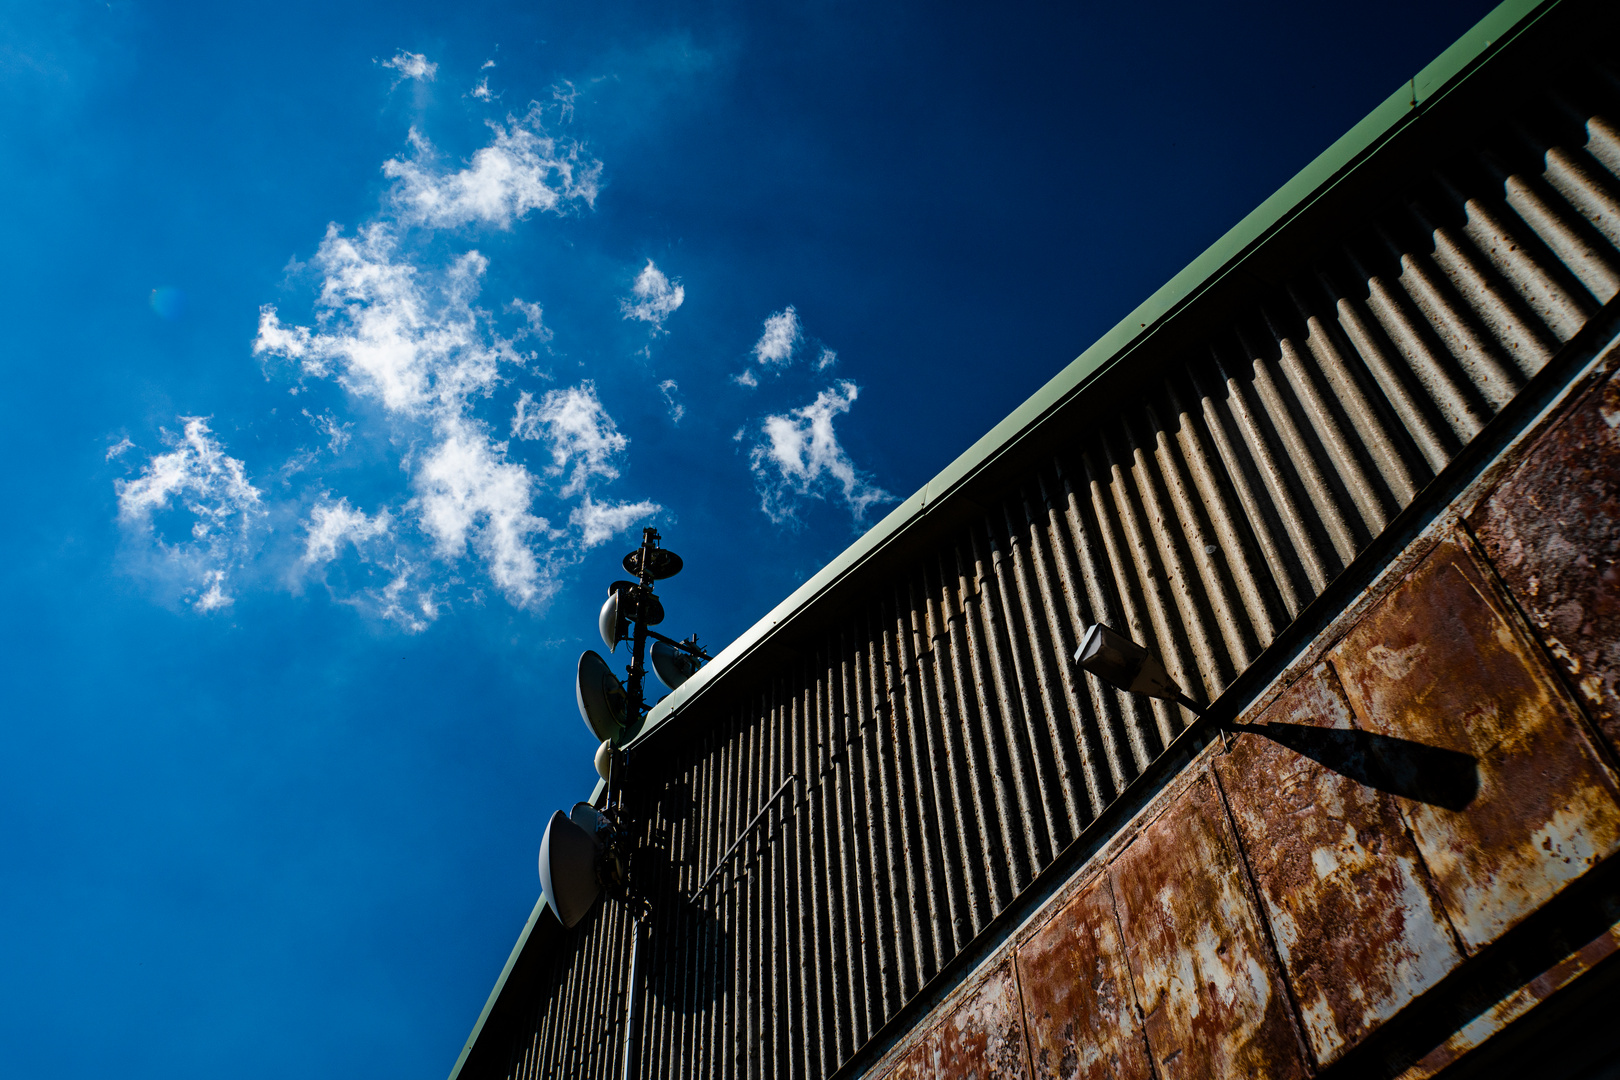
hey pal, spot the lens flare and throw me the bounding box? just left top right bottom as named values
left=149, top=287, right=186, bottom=320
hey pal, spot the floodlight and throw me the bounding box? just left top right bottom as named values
left=538, top=809, right=602, bottom=929
left=576, top=650, right=628, bottom=743
left=1073, top=623, right=1204, bottom=715
left=651, top=637, right=701, bottom=692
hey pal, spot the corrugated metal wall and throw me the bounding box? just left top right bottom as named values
left=495, top=58, right=1620, bottom=1080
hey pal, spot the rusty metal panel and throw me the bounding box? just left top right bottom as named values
left=1471, top=362, right=1620, bottom=751
left=1109, top=774, right=1307, bottom=1080
left=1329, top=533, right=1620, bottom=953
left=1016, top=877, right=1152, bottom=1080
left=934, top=957, right=1033, bottom=1079
left=1215, top=663, right=1462, bottom=1067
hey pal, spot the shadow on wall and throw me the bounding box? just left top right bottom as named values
left=1228, top=721, right=1480, bottom=811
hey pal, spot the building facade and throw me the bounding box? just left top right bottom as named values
left=450, top=0, right=1620, bottom=1075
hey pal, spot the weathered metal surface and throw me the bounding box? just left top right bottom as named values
left=1215, top=664, right=1462, bottom=1067
left=1109, top=774, right=1307, bottom=1080
left=1392, top=913, right=1620, bottom=1080
left=1016, top=877, right=1152, bottom=1080
left=1471, top=360, right=1620, bottom=751
left=1330, top=533, right=1620, bottom=953
left=934, top=958, right=1033, bottom=1080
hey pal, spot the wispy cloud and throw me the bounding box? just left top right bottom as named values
left=117, top=86, right=655, bottom=630
left=383, top=106, right=601, bottom=231
left=381, top=50, right=437, bottom=82
left=657, top=379, right=685, bottom=423
left=470, top=77, right=494, bottom=101
left=114, top=417, right=265, bottom=610
left=752, top=305, right=800, bottom=365
left=619, top=259, right=684, bottom=330
left=511, top=381, right=629, bottom=497
left=303, top=496, right=391, bottom=566
left=749, top=382, right=893, bottom=525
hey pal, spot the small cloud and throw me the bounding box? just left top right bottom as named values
left=302, top=409, right=353, bottom=453
left=748, top=381, right=894, bottom=525
left=753, top=305, right=800, bottom=366
left=657, top=379, right=685, bottom=423
left=382, top=106, right=601, bottom=231
left=470, top=77, right=493, bottom=101
left=115, top=417, right=266, bottom=609
left=568, top=493, right=659, bottom=548
left=620, top=259, right=685, bottom=330
left=381, top=50, right=437, bottom=82
left=815, top=347, right=837, bottom=371
left=507, top=297, right=553, bottom=344
left=732, top=427, right=745, bottom=442
left=511, top=381, right=628, bottom=497
left=730, top=369, right=759, bottom=388
left=481, top=59, right=497, bottom=70
left=303, top=496, right=391, bottom=566
left=105, top=437, right=134, bottom=461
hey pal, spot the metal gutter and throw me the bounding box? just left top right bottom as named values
left=627, top=0, right=1560, bottom=751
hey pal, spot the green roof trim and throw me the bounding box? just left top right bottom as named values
left=627, top=0, right=1557, bottom=751
left=449, top=0, right=1562, bottom=1074
left=445, top=894, right=549, bottom=1080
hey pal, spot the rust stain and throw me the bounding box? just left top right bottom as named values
left=1109, top=774, right=1307, bottom=1080
left=1215, top=663, right=1462, bottom=1067
left=1330, top=533, right=1620, bottom=953
left=1016, top=877, right=1152, bottom=1080
left=885, top=1025, right=942, bottom=1080
left=1471, top=363, right=1620, bottom=751
left=935, top=958, right=1033, bottom=1080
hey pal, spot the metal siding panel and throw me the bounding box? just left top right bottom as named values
left=1214, top=663, right=1463, bottom=1066
left=1016, top=876, right=1154, bottom=1080
left=1329, top=532, right=1620, bottom=951
left=933, top=958, right=1033, bottom=1080
left=1110, top=774, right=1308, bottom=1080
left=1471, top=358, right=1620, bottom=749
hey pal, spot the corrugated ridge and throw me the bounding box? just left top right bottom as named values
left=493, top=58, right=1620, bottom=1080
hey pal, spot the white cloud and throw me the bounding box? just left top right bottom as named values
left=123, top=86, right=653, bottom=626
left=412, top=418, right=558, bottom=606
left=657, top=379, right=684, bottom=423
left=303, top=496, right=392, bottom=566
left=511, top=382, right=627, bottom=496
left=749, top=382, right=893, bottom=524
left=619, top=259, right=684, bottom=330
left=105, top=436, right=133, bottom=461
left=114, top=417, right=265, bottom=609
left=382, top=107, right=600, bottom=230
left=506, top=297, right=552, bottom=345
left=569, top=493, right=659, bottom=548
left=481, top=59, right=497, bottom=70
left=815, top=347, right=837, bottom=371
left=382, top=51, right=437, bottom=82
left=730, top=369, right=759, bottom=388
left=303, top=409, right=353, bottom=453
left=471, top=77, right=493, bottom=101
left=752, top=306, right=800, bottom=366
left=255, top=226, right=510, bottom=417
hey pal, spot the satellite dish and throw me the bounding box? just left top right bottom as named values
left=576, top=650, right=628, bottom=743
left=651, top=638, right=701, bottom=692
left=538, top=809, right=602, bottom=929
left=595, top=739, right=623, bottom=782
left=623, top=547, right=683, bottom=581
left=599, top=591, right=625, bottom=653
left=570, top=801, right=609, bottom=836
left=606, top=580, right=666, bottom=628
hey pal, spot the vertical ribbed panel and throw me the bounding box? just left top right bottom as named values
left=492, top=65, right=1620, bottom=1080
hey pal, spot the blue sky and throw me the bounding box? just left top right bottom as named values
left=1, top=1, right=1494, bottom=1076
